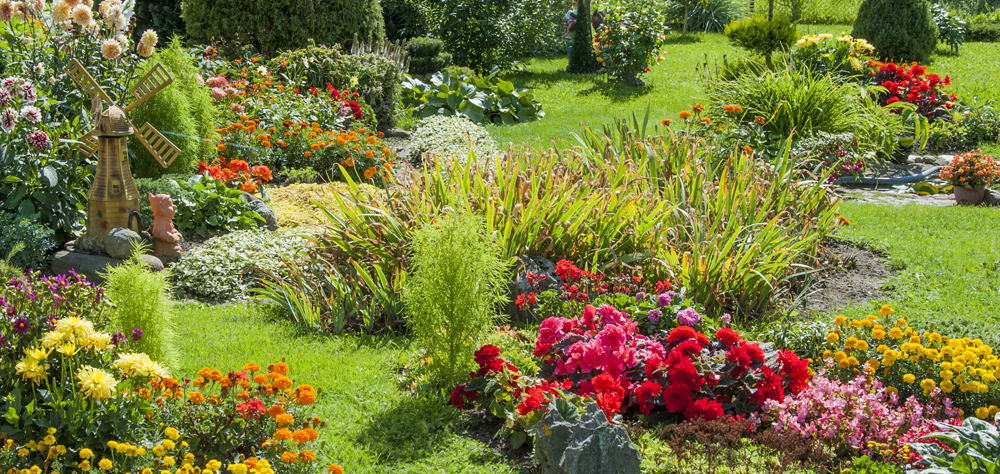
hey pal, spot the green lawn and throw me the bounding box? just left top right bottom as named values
left=172, top=304, right=521, bottom=474
left=832, top=201, right=1000, bottom=346
left=488, top=28, right=1000, bottom=148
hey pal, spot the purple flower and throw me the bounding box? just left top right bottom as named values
left=132, top=328, right=143, bottom=341
left=635, top=291, right=646, bottom=303
left=13, top=317, right=29, bottom=333
left=111, top=332, right=127, bottom=346
left=647, top=309, right=662, bottom=323
left=721, top=313, right=732, bottom=326
left=676, top=307, right=702, bottom=326
left=657, top=291, right=675, bottom=308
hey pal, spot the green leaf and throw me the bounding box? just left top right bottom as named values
left=17, top=200, right=35, bottom=218
left=496, top=80, right=515, bottom=95
left=41, top=166, right=58, bottom=188
left=510, top=430, right=527, bottom=449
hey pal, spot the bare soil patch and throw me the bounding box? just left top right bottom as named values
left=799, top=240, right=897, bottom=314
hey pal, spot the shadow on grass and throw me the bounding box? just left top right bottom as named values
left=578, top=80, right=654, bottom=102
left=505, top=68, right=605, bottom=88
left=357, top=393, right=469, bottom=465
left=663, top=33, right=704, bottom=45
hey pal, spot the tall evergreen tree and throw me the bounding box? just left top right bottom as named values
left=853, top=0, right=938, bottom=62
left=567, top=0, right=597, bottom=73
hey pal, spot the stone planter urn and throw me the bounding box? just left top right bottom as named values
left=954, top=185, right=986, bottom=206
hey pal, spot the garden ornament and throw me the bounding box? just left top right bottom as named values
left=64, top=58, right=180, bottom=239
left=148, top=193, right=183, bottom=258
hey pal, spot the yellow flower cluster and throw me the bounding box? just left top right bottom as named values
left=113, top=352, right=170, bottom=379
left=821, top=305, right=1000, bottom=418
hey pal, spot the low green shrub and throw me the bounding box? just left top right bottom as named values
left=181, top=0, right=386, bottom=57
left=724, top=15, right=798, bottom=68
left=407, top=115, right=500, bottom=163
left=268, top=44, right=404, bottom=129
left=102, top=253, right=178, bottom=368
left=798, top=0, right=862, bottom=24
left=130, top=37, right=218, bottom=178
left=0, top=212, right=56, bottom=272
left=409, top=54, right=453, bottom=76
left=665, top=0, right=744, bottom=33
left=404, top=210, right=509, bottom=388
left=406, top=37, right=445, bottom=58
left=133, top=0, right=186, bottom=46
left=845, top=456, right=901, bottom=474
left=966, top=23, right=1000, bottom=42
left=170, top=230, right=307, bottom=300
left=401, top=71, right=545, bottom=125
left=927, top=98, right=1000, bottom=151
left=852, top=0, right=938, bottom=62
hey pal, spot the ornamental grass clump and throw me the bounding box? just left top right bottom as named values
left=102, top=252, right=178, bottom=368
left=404, top=211, right=509, bottom=388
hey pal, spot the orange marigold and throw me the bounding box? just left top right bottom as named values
left=239, top=115, right=249, bottom=122
left=299, top=450, right=316, bottom=462
left=274, top=428, right=293, bottom=441
left=217, top=144, right=226, bottom=152
left=291, top=430, right=310, bottom=444
left=188, top=392, right=206, bottom=404
left=273, top=377, right=293, bottom=391
left=304, top=151, right=313, bottom=158
left=692, top=104, right=705, bottom=113
left=280, top=451, right=298, bottom=463
left=383, top=148, right=392, bottom=156
left=364, top=167, right=376, bottom=179
left=254, top=374, right=268, bottom=384
left=275, top=413, right=294, bottom=426
left=329, top=464, right=344, bottom=474
left=679, top=111, right=692, bottom=120
left=365, top=150, right=374, bottom=159
left=304, top=428, right=319, bottom=441
left=267, top=405, right=285, bottom=418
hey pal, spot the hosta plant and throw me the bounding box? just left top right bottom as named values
left=907, top=414, right=1000, bottom=474
left=401, top=70, right=544, bottom=125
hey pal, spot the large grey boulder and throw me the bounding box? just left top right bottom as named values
left=241, top=192, right=279, bottom=231
left=103, top=227, right=143, bottom=260
left=984, top=188, right=1000, bottom=207
left=534, top=402, right=641, bottom=474
left=51, top=251, right=163, bottom=284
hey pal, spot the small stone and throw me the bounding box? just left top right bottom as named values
left=241, top=193, right=279, bottom=231
left=51, top=251, right=120, bottom=284
left=534, top=402, right=641, bottom=474
left=383, top=127, right=411, bottom=139
left=104, top=227, right=143, bottom=260
left=984, top=188, right=1000, bottom=207
left=937, top=155, right=954, bottom=166
left=137, top=254, right=164, bottom=272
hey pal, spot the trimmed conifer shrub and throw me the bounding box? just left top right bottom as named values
left=567, top=0, right=598, bottom=73
left=852, top=0, right=938, bottom=62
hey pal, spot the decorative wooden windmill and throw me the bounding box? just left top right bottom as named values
left=64, top=58, right=181, bottom=239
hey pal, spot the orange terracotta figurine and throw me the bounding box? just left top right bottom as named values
left=149, top=193, right=182, bottom=258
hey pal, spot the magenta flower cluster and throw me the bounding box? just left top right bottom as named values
left=764, top=368, right=960, bottom=462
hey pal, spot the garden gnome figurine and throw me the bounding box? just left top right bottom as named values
left=149, top=193, right=183, bottom=259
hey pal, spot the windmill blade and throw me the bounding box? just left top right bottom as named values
left=64, top=59, right=114, bottom=106
left=74, top=130, right=99, bottom=157
left=123, top=63, right=173, bottom=114
left=135, top=122, right=181, bottom=168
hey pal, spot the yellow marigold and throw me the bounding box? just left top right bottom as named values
left=872, top=328, right=886, bottom=340
left=80, top=448, right=94, bottom=459
left=888, top=328, right=904, bottom=339
left=977, top=407, right=991, bottom=419
left=941, top=380, right=955, bottom=393
left=880, top=305, right=894, bottom=317
left=834, top=351, right=847, bottom=363
left=855, top=340, right=869, bottom=351
left=903, top=373, right=916, bottom=383
left=826, top=333, right=840, bottom=344
left=833, top=315, right=847, bottom=325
